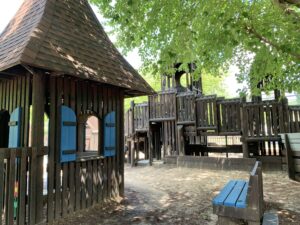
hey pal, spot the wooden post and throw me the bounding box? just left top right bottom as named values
left=30, top=71, right=45, bottom=224
left=285, top=134, right=296, bottom=180
left=241, top=101, right=249, bottom=158
left=177, top=125, right=185, bottom=156
left=136, top=136, right=140, bottom=161
left=148, top=128, right=153, bottom=166
left=119, top=90, right=125, bottom=197
left=130, top=138, right=135, bottom=167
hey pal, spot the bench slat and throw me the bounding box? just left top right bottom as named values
left=236, top=182, right=248, bottom=208
left=224, top=180, right=246, bottom=207
left=213, top=180, right=237, bottom=205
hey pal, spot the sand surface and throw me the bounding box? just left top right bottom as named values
left=51, top=164, right=300, bottom=225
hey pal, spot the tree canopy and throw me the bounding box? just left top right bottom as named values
left=91, top=0, right=300, bottom=96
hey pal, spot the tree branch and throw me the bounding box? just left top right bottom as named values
left=246, top=26, right=300, bottom=60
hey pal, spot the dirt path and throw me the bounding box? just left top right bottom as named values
left=52, top=165, right=300, bottom=225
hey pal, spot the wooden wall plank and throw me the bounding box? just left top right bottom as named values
left=47, top=77, right=56, bottom=222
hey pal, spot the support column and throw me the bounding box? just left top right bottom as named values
left=242, top=141, right=249, bottom=158
left=177, top=125, right=185, bottom=156
left=30, top=71, right=45, bottom=224
left=148, top=128, right=153, bottom=166
left=130, top=138, right=135, bottom=167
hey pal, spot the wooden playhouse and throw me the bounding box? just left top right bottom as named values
left=0, top=0, right=153, bottom=224
left=125, top=63, right=300, bottom=178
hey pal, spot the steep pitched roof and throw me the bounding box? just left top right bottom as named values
left=0, top=0, right=154, bottom=96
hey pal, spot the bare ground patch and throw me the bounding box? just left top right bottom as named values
left=49, top=165, right=300, bottom=225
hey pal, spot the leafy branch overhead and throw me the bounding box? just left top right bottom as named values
left=91, top=0, right=300, bottom=95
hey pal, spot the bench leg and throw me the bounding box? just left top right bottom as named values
left=217, top=216, right=241, bottom=225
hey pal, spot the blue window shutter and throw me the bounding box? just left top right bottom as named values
left=9, top=107, right=22, bottom=148
left=61, top=106, right=77, bottom=163
left=104, top=111, right=116, bottom=157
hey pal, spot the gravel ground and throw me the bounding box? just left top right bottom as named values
left=51, top=164, right=300, bottom=225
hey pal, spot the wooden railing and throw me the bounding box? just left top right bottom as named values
left=134, top=102, right=149, bottom=132
left=124, top=109, right=133, bottom=137
left=218, top=98, right=243, bottom=135
left=288, top=106, right=300, bottom=132
left=176, top=92, right=195, bottom=125
left=0, top=147, right=48, bottom=225
left=242, top=101, right=286, bottom=141
left=195, top=95, right=218, bottom=134
left=149, top=91, right=176, bottom=121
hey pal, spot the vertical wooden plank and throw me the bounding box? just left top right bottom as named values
left=102, top=158, right=107, bottom=201
left=92, top=160, right=98, bottom=204
left=266, top=104, right=272, bottom=137
left=82, top=81, right=88, bottom=113
left=81, top=162, right=87, bottom=209
left=18, top=149, right=27, bottom=225
left=75, top=162, right=81, bottom=211
left=69, top=79, right=76, bottom=214
left=55, top=77, right=62, bottom=219
left=47, top=77, right=56, bottom=222
left=9, top=79, right=13, bottom=113
left=62, top=77, right=69, bottom=217
left=30, top=72, right=45, bottom=224
left=0, top=154, right=4, bottom=225
left=102, top=87, right=108, bottom=200
left=113, top=89, right=118, bottom=198
left=272, top=103, right=278, bottom=137
left=0, top=81, right=3, bottom=109
left=5, top=81, right=9, bottom=111
left=118, top=89, right=125, bottom=197
left=115, top=90, right=123, bottom=196
left=6, top=150, right=16, bottom=225
left=97, top=158, right=103, bottom=202
left=24, top=74, right=31, bottom=147
left=107, top=88, right=112, bottom=198
left=86, top=161, right=92, bottom=207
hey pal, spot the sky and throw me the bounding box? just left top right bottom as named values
left=0, top=0, right=242, bottom=97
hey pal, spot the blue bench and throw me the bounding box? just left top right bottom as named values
left=212, top=161, right=264, bottom=225
left=213, top=180, right=249, bottom=208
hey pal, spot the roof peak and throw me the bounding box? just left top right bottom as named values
left=0, top=0, right=154, bottom=96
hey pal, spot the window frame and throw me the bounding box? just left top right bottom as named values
left=77, top=111, right=102, bottom=159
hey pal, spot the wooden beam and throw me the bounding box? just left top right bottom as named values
left=30, top=71, right=45, bottom=224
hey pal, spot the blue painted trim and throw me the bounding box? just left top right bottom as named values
left=60, top=106, right=77, bottom=163
left=104, top=111, right=116, bottom=157
left=9, top=107, right=22, bottom=148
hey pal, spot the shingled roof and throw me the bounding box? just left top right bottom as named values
left=0, top=0, right=154, bottom=96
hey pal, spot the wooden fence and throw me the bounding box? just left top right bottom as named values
left=0, top=147, right=47, bottom=225
left=195, top=95, right=218, bottom=134
left=176, top=92, right=195, bottom=125
left=0, top=146, right=120, bottom=225
left=124, top=108, right=133, bottom=137
left=218, top=98, right=243, bottom=135
left=242, top=100, right=287, bottom=142
left=126, top=88, right=300, bottom=159
left=133, top=103, right=149, bottom=132
left=288, top=106, right=300, bottom=133
left=149, top=91, right=176, bottom=121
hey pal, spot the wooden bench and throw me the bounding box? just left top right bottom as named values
left=280, top=133, right=300, bottom=181
left=212, top=161, right=264, bottom=225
